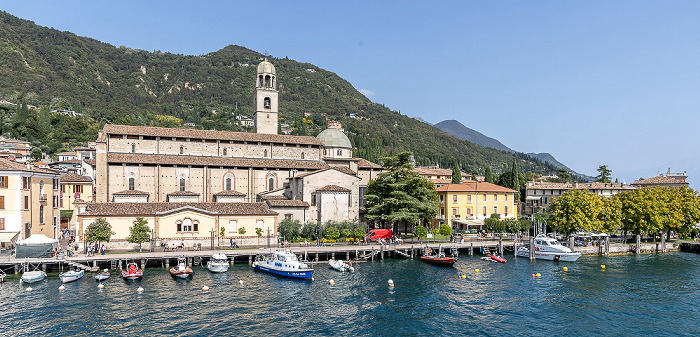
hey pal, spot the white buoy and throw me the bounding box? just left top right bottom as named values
left=239, top=280, right=244, bottom=284
left=388, top=279, right=394, bottom=287
left=137, top=287, right=144, bottom=292
left=329, top=279, right=335, bottom=285
left=97, top=283, right=105, bottom=289
left=58, top=284, right=66, bottom=291
left=26, top=286, right=33, bottom=292
left=311, top=277, right=315, bottom=281
left=202, top=286, right=210, bottom=292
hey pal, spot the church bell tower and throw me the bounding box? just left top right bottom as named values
left=254, top=59, right=279, bottom=134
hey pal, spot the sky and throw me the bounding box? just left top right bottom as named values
left=1, top=1, right=698, bottom=189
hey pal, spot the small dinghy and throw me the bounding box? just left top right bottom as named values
left=328, top=259, right=355, bottom=272
left=170, top=256, right=194, bottom=279
left=121, top=262, right=143, bottom=281
left=95, top=269, right=110, bottom=281
left=0, top=269, right=6, bottom=282
left=59, top=268, right=85, bottom=283
left=420, top=245, right=457, bottom=266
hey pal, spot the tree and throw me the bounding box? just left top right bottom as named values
left=324, top=227, right=340, bottom=241
left=255, top=227, right=263, bottom=245
left=219, top=227, right=226, bottom=237
left=438, top=223, right=452, bottom=237
left=38, top=105, right=51, bottom=136
left=451, top=163, right=462, bottom=184
left=553, top=168, right=571, bottom=183
left=238, top=227, right=246, bottom=236
left=414, top=225, right=427, bottom=241
left=595, top=165, right=612, bottom=183
left=352, top=227, right=366, bottom=241
left=341, top=228, right=352, bottom=239
left=125, top=217, right=150, bottom=252
left=84, top=218, right=115, bottom=246
left=484, top=213, right=501, bottom=235
left=365, top=152, right=438, bottom=232
left=31, top=147, right=42, bottom=161
left=484, top=166, right=495, bottom=183
left=547, top=189, right=605, bottom=236
left=278, top=218, right=302, bottom=239
left=511, top=159, right=520, bottom=200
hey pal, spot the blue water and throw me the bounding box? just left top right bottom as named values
left=1, top=253, right=699, bottom=336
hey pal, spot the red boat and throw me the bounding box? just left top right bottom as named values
left=420, top=246, right=458, bottom=265
left=489, top=254, right=507, bottom=263
left=169, top=257, right=194, bottom=279
left=121, top=262, right=143, bottom=280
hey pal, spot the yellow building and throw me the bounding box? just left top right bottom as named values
left=434, top=181, right=517, bottom=231
left=0, top=158, right=61, bottom=245
left=78, top=202, right=278, bottom=249
left=59, top=173, right=94, bottom=235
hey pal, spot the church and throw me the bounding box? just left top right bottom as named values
left=79, top=59, right=382, bottom=247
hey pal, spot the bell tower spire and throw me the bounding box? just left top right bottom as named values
left=254, top=58, right=278, bottom=134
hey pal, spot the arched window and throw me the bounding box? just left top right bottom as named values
left=483, top=194, right=487, bottom=201
left=494, top=194, right=498, bottom=201
left=131, top=144, right=136, bottom=153
left=179, top=178, right=185, bottom=192
left=301, top=152, right=305, bottom=159
left=223, top=148, right=227, bottom=156
left=40, top=205, right=44, bottom=224
left=323, top=149, right=327, bottom=156
left=268, top=177, right=275, bottom=191
left=226, top=178, right=232, bottom=191
left=264, top=97, right=271, bottom=109
left=337, top=149, right=342, bottom=156
left=128, top=178, right=135, bottom=191
left=180, top=146, right=184, bottom=155
left=264, top=149, right=268, bottom=157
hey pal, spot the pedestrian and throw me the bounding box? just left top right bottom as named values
left=230, top=238, right=233, bottom=249
left=100, top=244, right=106, bottom=255
left=197, top=243, right=201, bottom=251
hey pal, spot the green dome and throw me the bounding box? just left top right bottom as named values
left=316, top=128, right=352, bottom=149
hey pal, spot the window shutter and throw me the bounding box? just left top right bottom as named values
left=177, top=222, right=182, bottom=232
left=193, top=222, right=198, bottom=232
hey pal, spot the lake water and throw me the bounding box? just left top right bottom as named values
left=1, top=252, right=699, bottom=336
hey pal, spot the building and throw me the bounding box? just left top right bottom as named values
left=0, top=137, right=31, bottom=162
left=84, top=59, right=383, bottom=249
left=0, top=158, right=61, bottom=244
left=414, top=167, right=474, bottom=188
left=59, top=173, right=94, bottom=235
left=57, top=152, right=77, bottom=162
left=434, top=181, right=518, bottom=231
left=631, top=168, right=689, bottom=188
left=523, top=181, right=635, bottom=215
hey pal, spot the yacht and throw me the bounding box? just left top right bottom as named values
left=517, top=235, right=581, bottom=262
left=207, top=253, right=229, bottom=273
left=252, top=250, right=313, bottom=279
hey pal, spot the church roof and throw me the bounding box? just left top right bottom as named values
left=60, top=173, right=92, bottom=183
left=81, top=202, right=277, bottom=216
left=257, top=59, right=276, bottom=74
left=167, top=190, right=200, bottom=196
left=213, top=190, right=246, bottom=196
left=113, top=189, right=150, bottom=195
left=316, top=185, right=351, bottom=192
left=107, top=153, right=330, bottom=170
left=316, top=128, right=352, bottom=148
left=265, top=199, right=310, bottom=208
left=102, top=124, right=323, bottom=146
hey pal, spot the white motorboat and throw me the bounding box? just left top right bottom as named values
left=0, top=269, right=6, bottom=282
left=59, top=268, right=85, bottom=283
left=252, top=250, right=313, bottom=279
left=328, top=259, right=355, bottom=272
left=95, top=269, right=110, bottom=281
left=517, top=235, right=581, bottom=262
left=207, top=253, right=229, bottom=273
left=21, top=270, right=47, bottom=283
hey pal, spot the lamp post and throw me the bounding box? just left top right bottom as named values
left=267, top=228, right=270, bottom=248
left=210, top=229, right=215, bottom=251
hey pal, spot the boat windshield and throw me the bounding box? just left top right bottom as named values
left=288, top=254, right=298, bottom=261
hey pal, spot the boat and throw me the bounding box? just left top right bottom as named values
left=206, top=253, right=229, bottom=273
left=516, top=235, right=581, bottom=262
left=420, top=245, right=458, bottom=265
left=59, top=268, right=85, bottom=283
left=95, top=269, right=110, bottom=281
left=0, top=269, right=6, bottom=282
left=169, top=257, right=194, bottom=279
left=479, top=247, right=507, bottom=263
left=21, top=270, right=47, bottom=283
left=252, top=250, right=313, bottom=279
left=121, top=262, right=143, bottom=280
left=328, top=259, right=355, bottom=272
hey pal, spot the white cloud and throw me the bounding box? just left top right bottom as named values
left=359, top=89, right=376, bottom=97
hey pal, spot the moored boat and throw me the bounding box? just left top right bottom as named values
left=59, top=268, right=85, bottom=283
left=207, top=253, right=229, bottom=273
left=170, top=257, right=194, bottom=279
left=121, top=262, right=143, bottom=280
left=489, top=254, right=507, bottom=263
left=420, top=245, right=457, bottom=265
left=252, top=250, right=313, bottom=279
left=0, top=269, right=6, bottom=282
left=21, top=270, right=46, bottom=283
left=95, top=269, right=110, bottom=281
left=516, top=235, right=581, bottom=262
left=328, top=259, right=355, bottom=272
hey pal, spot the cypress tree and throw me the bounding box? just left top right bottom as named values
left=511, top=159, right=520, bottom=200
left=485, top=167, right=494, bottom=183
left=451, top=163, right=462, bottom=184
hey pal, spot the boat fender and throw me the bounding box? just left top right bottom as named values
left=58, top=285, right=66, bottom=291
left=98, top=283, right=105, bottom=289
left=329, top=279, right=335, bottom=285
left=137, top=287, right=144, bottom=292
left=474, top=269, right=479, bottom=273
left=25, top=287, right=33, bottom=292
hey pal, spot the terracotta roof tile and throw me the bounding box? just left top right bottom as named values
left=81, top=202, right=277, bottom=216
left=84, top=159, right=96, bottom=166
left=167, top=190, right=200, bottom=196
left=631, top=176, right=689, bottom=186
left=213, top=190, right=246, bottom=196
left=60, top=173, right=92, bottom=182
left=355, top=158, right=382, bottom=169
left=317, top=185, right=351, bottom=192
left=113, top=189, right=150, bottom=195
left=414, top=167, right=471, bottom=178
left=107, top=153, right=329, bottom=170
left=103, top=124, right=324, bottom=146
left=436, top=181, right=517, bottom=193
left=0, top=158, right=58, bottom=175
left=50, top=159, right=82, bottom=165
left=266, top=199, right=310, bottom=207
left=526, top=182, right=635, bottom=190
left=259, top=195, right=288, bottom=200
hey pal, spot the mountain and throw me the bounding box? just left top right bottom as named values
left=0, top=10, right=561, bottom=176
left=434, top=120, right=513, bottom=153
left=526, top=153, right=567, bottom=170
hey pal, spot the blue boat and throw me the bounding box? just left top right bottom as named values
left=252, top=250, right=313, bottom=280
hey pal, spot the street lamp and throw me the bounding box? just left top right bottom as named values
left=209, top=229, right=215, bottom=251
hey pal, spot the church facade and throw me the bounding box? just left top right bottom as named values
left=81, top=59, right=382, bottom=246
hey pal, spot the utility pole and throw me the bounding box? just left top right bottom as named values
left=267, top=228, right=270, bottom=248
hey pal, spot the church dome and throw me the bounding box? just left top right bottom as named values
left=257, top=58, right=276, bottom=75
left=316, top=128, right=352, bottom=149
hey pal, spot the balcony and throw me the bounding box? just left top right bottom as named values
left=39, top=194, right=48, bottom=202
left=436, top=215, right=445, bottom=220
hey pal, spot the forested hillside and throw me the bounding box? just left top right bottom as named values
left=0, top=11, right=560, bottom=175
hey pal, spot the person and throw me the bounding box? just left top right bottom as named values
left=197, top=243, right=201, bottom=251
left=100, top=244, right=106, bottom=255
left=180, top=240, right=185, bottom=249
left=230, top=238, right=233, bottom=249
